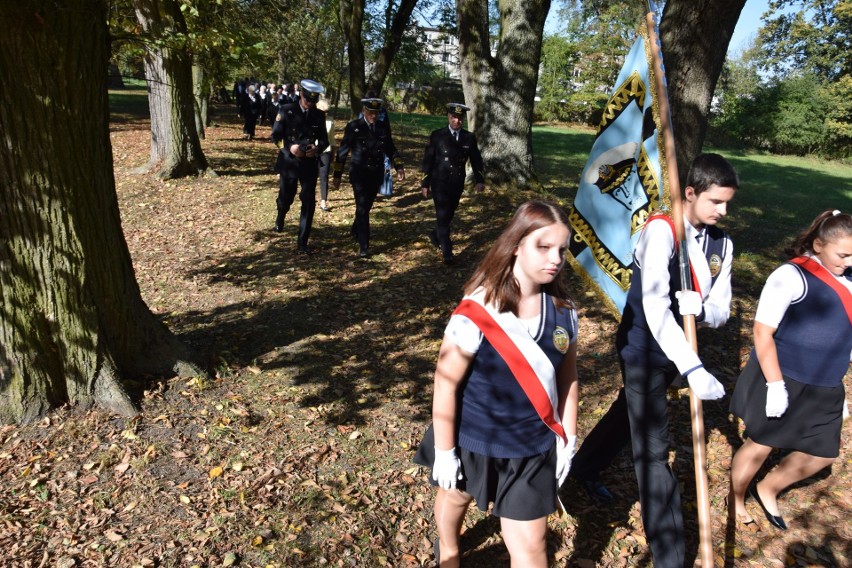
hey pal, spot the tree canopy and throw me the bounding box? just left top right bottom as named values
left=711, top=0, right=852, bottom=157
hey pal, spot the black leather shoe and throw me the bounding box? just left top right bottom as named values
left=359, top=248, right=371, bottom=258
left=581, top=479, right=614, bottom=503
left=273, top=224, right=283, bottom=233
left=298, top=246, right=312, bottom=256
left=442, top=253, right=455, bottom=265
left=748, top=484, right=787, bottom=530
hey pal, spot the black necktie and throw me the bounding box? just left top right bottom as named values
left=453, top=130, right=458, bottom=142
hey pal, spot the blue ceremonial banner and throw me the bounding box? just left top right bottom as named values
left=567, top=23, right=670, bottom=318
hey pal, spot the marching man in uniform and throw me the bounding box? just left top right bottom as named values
left=271, top=79, right=329, bottom=255
left=333, top=97, right=405, bottom=258
left=420, top=103, right=485, bottom=265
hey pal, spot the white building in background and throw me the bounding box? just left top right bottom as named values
left=419, top=27, right=461, bottom=80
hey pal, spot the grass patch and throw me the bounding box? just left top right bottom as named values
left=109, top=80, right=149, bottom=121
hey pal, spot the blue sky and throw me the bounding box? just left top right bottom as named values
left=541, top=0, right=771, bottom=57
left=729, top=0, right=771, bottom=55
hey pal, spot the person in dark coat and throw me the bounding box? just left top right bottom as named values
left=240, top=84, right=263, bottom=140
left=271, top=79, right=329, bottom=255
left=266, top=91, right=282, bottom=126
left=257, top=84, right=269, bottom=126
left=333, top=98, right=405, bottom=257
left=420, top=103, right=485, bottom=264
left=233, top=77, right=247, bottom=115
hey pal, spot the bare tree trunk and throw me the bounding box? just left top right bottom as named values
left=338, top=0, right=417, bottom=117
left=661, top=0, right=747, bottom=180
left=338, top=0, right=367, bottom=117
left=133, top=0, right=214, bottom=179
left=457, top=0, right=550, bottom=188
left=0, top=0, right=204, bottom=424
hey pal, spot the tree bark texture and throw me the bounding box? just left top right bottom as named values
left=133, top=0, right=213, bottom=179
left=339, top=0, right=367, bottom=117
left=457, top=0, right=550, bottom=188
left=660, top=0, right=747, bottom=181
left=0, top=0, right=203, bottom=424
left=338, top=0, right=417, bottom=117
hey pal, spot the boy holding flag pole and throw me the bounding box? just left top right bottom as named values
left=566, top=3, right=736, bottom=565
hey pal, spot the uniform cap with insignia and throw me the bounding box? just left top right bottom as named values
left=447, top=103, right=470, bottom=116
left=361, top=98, right=384, bottom=111
left=300, top=79, right=325, bottom=102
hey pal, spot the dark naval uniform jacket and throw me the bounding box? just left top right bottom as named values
left=421, top=127, right=484, bottom=193
left=335, top=116, right=402, bottom=176
left=271, top=102, right=329, bottom=180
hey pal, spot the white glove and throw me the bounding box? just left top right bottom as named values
left=765, top=381, right=789, bottom=418
left=555, top=435, right=577, bottom=486
left=675, top=290, right=703, bottom=316
left=432, top=447, right=463, bottom=490
left=686, top=367, right=725, bottom=400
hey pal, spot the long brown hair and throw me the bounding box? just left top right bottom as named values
left=785, top=209, right=852, bottom=258
left=463, top=200, right=574, bottom=314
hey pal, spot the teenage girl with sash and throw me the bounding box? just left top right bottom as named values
left=414, top=200, right=579, bottom=567
left=729, top=210, right=852, bottom=531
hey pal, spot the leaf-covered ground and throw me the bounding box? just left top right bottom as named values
left=1, top=107, right=850, bottom=567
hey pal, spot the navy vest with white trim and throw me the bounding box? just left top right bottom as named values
left=617, top=220, right=728, bottom=369
left=457, top=295, right=576, bottom=458
left=772, top=263, right=852, bottom=387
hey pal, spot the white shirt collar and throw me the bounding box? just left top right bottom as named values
left=684, top=216, right=703, bottom=243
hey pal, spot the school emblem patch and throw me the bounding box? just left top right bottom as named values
left=708, top=254, right=722, bottom=278
left=553, top=326, right=570, bottom=354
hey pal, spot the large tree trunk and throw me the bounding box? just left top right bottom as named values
left=338, top=0, right=417, bottom=117
left=0, top=0, right=203, bottom=424
left=457, top=0, right=550, bottom=188
left=133, top=0, right=214, bottom=179
left=660, top=0, right=747, bottom=181
left=339, top=0, right=367, bottom=117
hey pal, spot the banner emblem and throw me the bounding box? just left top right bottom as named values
left=566, top=25, right=669, bottom=317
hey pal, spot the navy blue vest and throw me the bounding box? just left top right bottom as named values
left=457, top=295, right=576, bottom=458
left=617, top=221, right=728, bottom=368
left=771, top=264, right=852, bottom=387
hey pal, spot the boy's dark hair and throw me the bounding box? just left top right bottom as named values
left=685, top=153, right=739, bottom=195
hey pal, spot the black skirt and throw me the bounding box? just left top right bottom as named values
left=729, top=356, right=845, bottom=458
left=413, top=424, right=558, bottom=521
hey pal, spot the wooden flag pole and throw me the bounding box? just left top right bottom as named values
left=645, top=7, right=715, bottom=566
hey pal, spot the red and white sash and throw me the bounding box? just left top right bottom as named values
left=452, top=291, right=566, bottom=441
left=791, top=256, right=852, bottom=326
left=645, top=212, right=703, bottom=296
